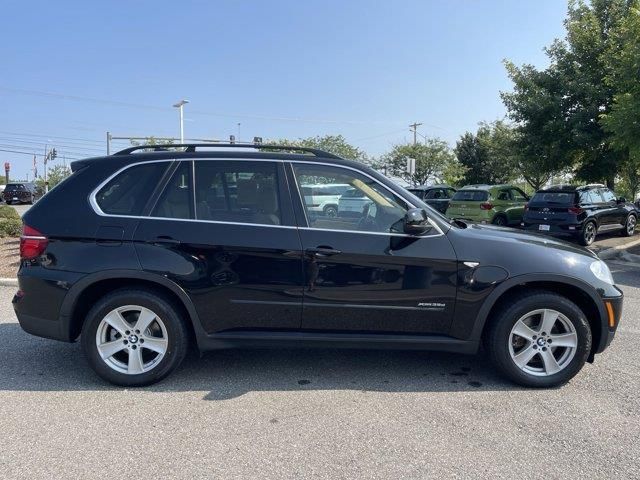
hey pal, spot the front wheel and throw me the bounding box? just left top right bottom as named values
left=323, top=205, right=338, bottom=218
left=485, top=290, right=591, bottom=388
left=622, top=214, right=637, bottom=237
left=81, top=288, right=189, bottom=386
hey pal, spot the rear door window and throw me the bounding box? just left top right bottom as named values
left=510, top=188, right=528, bottom=202
left=152, top=162, right=194, bottom=219
left=95, top=162, right=169, bottom=216
left=194, top=160, right=281, bottom=225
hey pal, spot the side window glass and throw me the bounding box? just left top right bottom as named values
left=511, top=188, right=528, bottom=202
left=445, top=189, right=456, bottom=199
left=195, top=161, right=280, bottom=225
left=152, top=162, right=194, bottom=219
left=293, top=164, right=409, bottom=234
left=601, top=189, right=616, bottom=203
left=95, top=162, right=169, bottom=216
left=497, top=190, right=511, bottom=201
left=589, top=190, right=605, bottom=203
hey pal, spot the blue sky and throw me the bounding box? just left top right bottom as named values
left=0, top=0, right=567, bottom=179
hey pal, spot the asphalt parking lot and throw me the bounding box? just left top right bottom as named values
left=0, top=260, right=639, bottom=479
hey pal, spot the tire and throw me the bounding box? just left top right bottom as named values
left=81, top=288, right=189, bottom=387
left=622, top=214, right=637, bottom=237
left=5, top=201, right=10, bottom=205
left=323, top=205, right=338, bottom=218
left=485, top=290, right=591, bottom=388
left=492, top=214, right=508, bottom=226
left=578, top=221, right=597, bottom=246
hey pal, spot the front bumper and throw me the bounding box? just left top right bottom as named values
left=596, top=291, right=623, bottom=354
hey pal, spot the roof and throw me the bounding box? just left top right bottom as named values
left=70, top=143, right=366, bottom=172
left=539, top=183, right=605, bottom=192
left=408, top=185, right=454, bottom=191
left=459, top=184, right=514, bottom=191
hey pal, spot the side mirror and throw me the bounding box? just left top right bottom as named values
left=617, top=197, right=627, bottom=204
left=404, top=208, right=431, bottom=235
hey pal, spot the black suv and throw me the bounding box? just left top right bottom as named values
left=522, top=184, right=637, bottom=246
left=14, top=145, right=623, bottom=388
left=3, top=182, right=40, bottom=204
left=406, top=185, right=456, bottom=214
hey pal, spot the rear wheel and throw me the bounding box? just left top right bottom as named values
left=486, top=290, right=591, bottom=388
left=492, top=214, right=508, bottom=226
left=622, top=214, right=637, bottom=237
left=81, top=288, right=189, bottom=386
left=579, top=221, right=597, bottom=246
left=323, top=205, right=338, bottom=218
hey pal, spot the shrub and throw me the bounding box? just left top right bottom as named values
left=0, top=218, right=22, bottom=237
left=0, top=205, right=20, bottom=220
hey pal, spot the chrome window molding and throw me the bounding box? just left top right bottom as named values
left=88, top=157, right=444, bottom=236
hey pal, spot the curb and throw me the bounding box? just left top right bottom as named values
left=595, top=237, right=640, bottom=260
left=0, top=278, right=17, bottom=287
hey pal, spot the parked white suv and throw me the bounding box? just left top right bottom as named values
left=300, top=183, right=350, bottom=217
left=338, top=187, right=374, bottom=216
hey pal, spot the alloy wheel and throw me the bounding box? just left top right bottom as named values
left=95, top=305, right=168, bottom=375
left=584, top=223, right=596, bottom=245
left=508, top=309, right=578, bottom=377
left=627, top=215, right=637, bottom=235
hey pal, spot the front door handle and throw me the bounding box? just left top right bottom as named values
left=149, top=236, right=182, bottom=246
left=306, top=246, right=342, bottom=257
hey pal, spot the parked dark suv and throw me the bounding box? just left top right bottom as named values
left=522, top=184, right=637, bottom=246
left=407, top=185, right=456, bottom=214
left=3, top=182, right=40, bottom=204
left=14, top=144, right=623, bottom=388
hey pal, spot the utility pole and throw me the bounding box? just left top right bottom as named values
left=106, top=131, right=112, bottom=155
left=409, top=122, right=423, bottom=145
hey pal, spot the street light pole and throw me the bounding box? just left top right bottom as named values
left=173, top=99, right=190, bottom=143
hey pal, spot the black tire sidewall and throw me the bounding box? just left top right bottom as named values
left=492, top=215, right=507, bottom=226
left=579, top=221, right=596, bottom=246
left=488, top=292, right=592, bottom=388
left=623, top=214, right=636, bottom=237
left=81, top=289, right=188, bottom=387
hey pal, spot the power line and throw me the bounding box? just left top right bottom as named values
left=0, top=130, right=106, bottom=146
left=0, top=86, right=407, bottom=126
left=0, top=137, right=105, bottom=153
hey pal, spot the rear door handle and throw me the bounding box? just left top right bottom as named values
left=306, top=246, right=342, bottom=257
left=149, top=236, right=181, bottom=246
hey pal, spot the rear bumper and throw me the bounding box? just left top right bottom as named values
left=13, top=268, right=82, bottom=342
left=522, top=222, right=583, bottom=237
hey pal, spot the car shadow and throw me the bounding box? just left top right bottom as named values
left=0, top=323, right=525, bottom=399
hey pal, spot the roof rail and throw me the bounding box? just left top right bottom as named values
left=113, top=143, right=343, bottom=159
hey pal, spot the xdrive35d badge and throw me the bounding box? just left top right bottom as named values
left=13, top=143, right=623, bottom=388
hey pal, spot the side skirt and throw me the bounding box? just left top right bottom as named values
left=197, top=331, right=480, bottom=354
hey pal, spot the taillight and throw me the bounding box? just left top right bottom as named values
left=568, top=206, right=584, bottom=215
left=20, top=225, right=48, bottom=260
left=480, top=202, right=494, bottom=210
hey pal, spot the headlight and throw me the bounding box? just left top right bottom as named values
left=590, top=260, right=615, bottom=285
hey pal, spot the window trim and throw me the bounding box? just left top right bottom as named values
left=88, top=157, right=443, bottom=236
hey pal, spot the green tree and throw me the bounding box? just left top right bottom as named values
left=35, top=164, right=72, bottom=190
left=130, top=136, right=174, bottom=146
left=502, top=0, right=634, bottom=188
left=455, top=121, right=518, bottom=186
left=265, top=135, right=368, bottom=163
left=384, top=138, right=459, bottom=187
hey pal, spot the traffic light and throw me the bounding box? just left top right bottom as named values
left=51, top=148, right=57, bottom=160
left=229, top=135, right=236, bottom=144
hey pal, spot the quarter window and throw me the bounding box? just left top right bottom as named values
left=293, top=164, right=409, bottom=234
left=95, top=162, right=169, bottom=216
left=194, top=161, right=281, bottom=225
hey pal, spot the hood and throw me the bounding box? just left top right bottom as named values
left=459, top=223, right=599, bottom=258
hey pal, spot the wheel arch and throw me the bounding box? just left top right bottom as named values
left=471, top=274, right=607, bottom=360
left=60, top=270, right=205, bottom=347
